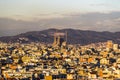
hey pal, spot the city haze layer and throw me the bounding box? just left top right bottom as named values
left=0, top=0, right=120, bottom=36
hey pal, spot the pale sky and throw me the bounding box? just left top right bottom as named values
left=0, top=0, right=120, bottom=36
left=1, top=0, right=120, bottom=20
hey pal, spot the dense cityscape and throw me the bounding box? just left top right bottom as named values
left=1, top=0, right=120, bottom=80
left=0, top=34, right=120, bottom=80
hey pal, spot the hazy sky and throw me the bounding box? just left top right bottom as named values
left=0, top=0, right=120, bottom=36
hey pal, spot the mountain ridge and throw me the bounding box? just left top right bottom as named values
left=0, top=28, right=120, bottom=45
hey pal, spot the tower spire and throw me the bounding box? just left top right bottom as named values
left=65, top=31, right=67, bottom=43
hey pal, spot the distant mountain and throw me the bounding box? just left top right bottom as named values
left=0, top=28, right=120, bottom=45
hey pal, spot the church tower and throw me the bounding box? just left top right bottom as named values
left=52, top=31, right=67, bottom=47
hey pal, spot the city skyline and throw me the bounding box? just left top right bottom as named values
left=0, top=0, right=120, bottom=36
left=0, top=1, right=120, bottom=79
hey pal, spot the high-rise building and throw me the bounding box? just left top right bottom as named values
left=106, top=40, right=113, bottom=51
left=106, top=40, right=113, bottom=49
left=113, top=44, right=118, bottom=50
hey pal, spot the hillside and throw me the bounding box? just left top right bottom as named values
left=0, top=29, right=120, bottom=45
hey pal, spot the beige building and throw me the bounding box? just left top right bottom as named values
left=67, top=74, right=74, bottom=80
left=100, top=58, right=109, bottom=65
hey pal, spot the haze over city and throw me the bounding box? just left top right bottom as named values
left=0, top=0, right=120, bottom=36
